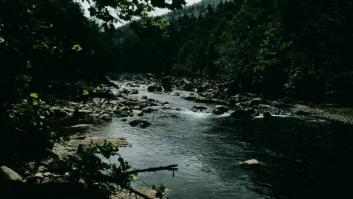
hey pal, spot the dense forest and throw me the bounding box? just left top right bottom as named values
left=114, top=0, right=353, bottom=103
left=1, top=0, right=353, bottom=198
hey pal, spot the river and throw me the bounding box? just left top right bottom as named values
left=87, top=81, right=353, bottom=199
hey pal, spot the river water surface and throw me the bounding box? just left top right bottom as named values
left=88, top=82, right=353, bottom=199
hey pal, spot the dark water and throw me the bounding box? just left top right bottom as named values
left=89, top=83, right=353, bottom=199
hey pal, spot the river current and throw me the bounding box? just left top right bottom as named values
left=88, top=81, right=353, bottom=199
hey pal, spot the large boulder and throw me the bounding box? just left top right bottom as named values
left=0, top=166, right=24, bottom=183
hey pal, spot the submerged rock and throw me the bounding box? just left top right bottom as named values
left=213, top=105, right=229, bottom=114
left=0, top=166, right=24, bottom=183
left=192, top=105, right=207, bottom=112
left=129, top=119, right=151, bottom=128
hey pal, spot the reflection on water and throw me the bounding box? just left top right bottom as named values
left=89, top=84, right=353, bottom=199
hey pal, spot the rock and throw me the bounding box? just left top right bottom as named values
left=161, top=104, right=171, bottom=109
left=129, top=119, right=151, bottom=128
left=272, top=100, right=294, bottom=109
left=133, top=109, right=143, bottom=117
left=112, top=188, right=157, bottom=199
left=250, top=98, right=263, bottom=106
left=43, top=172, right=52, bottom=177
left=37, top=166, right=47, bottom=172
left=180, top=79, right=194, bottom=91
left=28, top=162, right=36, bottom=170
left=295, top=110, right=310, bottom=116
left=93, top=97, right=100, bottom=104
left=147, top=84, right=162, bottom=92
left=69, top=124, right=91, bottom=129
left=53, top=137, right=128, bottom=159
left=99, top=113, right=112, bottom=121
left=0, top=166, right=24, bottom=183
left=34, top=172, right=44, bottom=179
left=194, top=96, right=214, bottom=103
left=192, top=105, right=207, bottom=112
left=182, top=95, right=196, bottom=100
left=130, top=89, right=139, bottom=94
left=161, top=76, right=173, bottom=92
left=263, top=112, right=272, bottom=120
left=231, top=108, right=256, bottom=118
left=238, top=159, right=260, bottom=166
left=160, top=101, right=169, bottom=105
left=142, top=96, right=148, bottom=99
left=213, top=105, right=229, bottom=114
left=142, top=107, right=157, bottom=113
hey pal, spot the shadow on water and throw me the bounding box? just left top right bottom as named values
left=210, top=116, right=353, bottom=199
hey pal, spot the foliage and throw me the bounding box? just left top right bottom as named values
left=64, top=140, right=134, bottom=198
left=152, top=184, right=170, bottom=199
left=113, top=0, right=353, bottom=103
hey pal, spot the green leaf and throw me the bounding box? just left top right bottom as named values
left=30, top=92, right=39, bottom=99
left=72, top=44, right=83, bottom=52
left=82, top=89, right=89, bottom=96
left=33, top=100, right=39, bottom=106
left=0, top=36, right=5, bottom=44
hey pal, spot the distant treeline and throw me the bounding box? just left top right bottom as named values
left=113, top=0, right=353, bottom=103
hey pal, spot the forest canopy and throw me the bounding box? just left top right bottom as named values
left=113, top=0, right=353, bottom=103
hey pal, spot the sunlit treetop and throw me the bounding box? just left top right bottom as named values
left=82, top=0, right=186, bottom=29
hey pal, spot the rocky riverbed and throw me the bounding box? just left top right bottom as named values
left=2, top=73, right=353, bottom=199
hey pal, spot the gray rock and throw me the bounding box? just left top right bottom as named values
left=192, top=105, right=207, bottom=112
left=133, top=109, right=143, bottom=117
left=0, top=166, right=24, bottom=183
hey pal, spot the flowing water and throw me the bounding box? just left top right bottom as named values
left=88, top=82, right=353, bottom=199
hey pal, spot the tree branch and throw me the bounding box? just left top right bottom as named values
left=123, top=186, right=153, bottom=199
left=124, top=164, right=178, bottom=175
